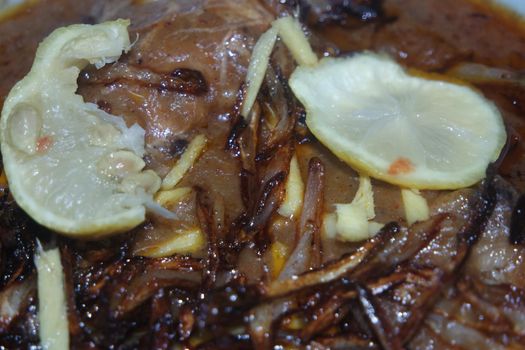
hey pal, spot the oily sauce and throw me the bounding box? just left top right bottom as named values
left=0, top=1, right=524, bottom=349
left=0, top=0, right=524, bottom=191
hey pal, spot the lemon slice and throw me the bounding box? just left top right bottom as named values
left=289, top=53, right=506, bottom=190
left=0, top=20, right=166, bottom=237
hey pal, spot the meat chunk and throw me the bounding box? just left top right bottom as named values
left=409, top=178, right=525, bottom=349
left=78, top=0, right=275, bottom=175
left=0, top=0, right=525, bottom=349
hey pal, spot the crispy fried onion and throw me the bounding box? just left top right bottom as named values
left=3, top=162, right=520, bottom=350
left=239, top=175, right=502, bottom=349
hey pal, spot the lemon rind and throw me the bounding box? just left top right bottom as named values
left=0, top=20, right=150, bottom=237
left=290, top=54, right=507, bottom=190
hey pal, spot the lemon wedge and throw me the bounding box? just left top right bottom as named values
left=289, top=53, right=506, bottom=190
left=0, top=20, right=166, bottom=237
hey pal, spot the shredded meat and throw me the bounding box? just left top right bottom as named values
left=0, top=0, right=525, bottom=349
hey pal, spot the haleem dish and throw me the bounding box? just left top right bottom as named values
left=0, top=0, right=524, bottom=349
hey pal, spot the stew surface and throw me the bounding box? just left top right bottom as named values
left=0, top=0, right=524, bottom=349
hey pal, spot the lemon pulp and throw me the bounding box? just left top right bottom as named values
left=289, top=53, right=506, bottom=190
left=0, top=20, right=165, bottom=237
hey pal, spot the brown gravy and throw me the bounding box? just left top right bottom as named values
left=1, top=0, right=524, bottom=191
left=0, top=0, right=524, bottom=348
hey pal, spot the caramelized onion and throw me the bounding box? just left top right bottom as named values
left=356, top=284, right=403, bottom=350
left=1, top=1, right=524, bottom=349
left=266, top=223, right=399, bottom=297
left=277, top=158, right=325, bottom=281
left=0, top=278, right=34, bottom=330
